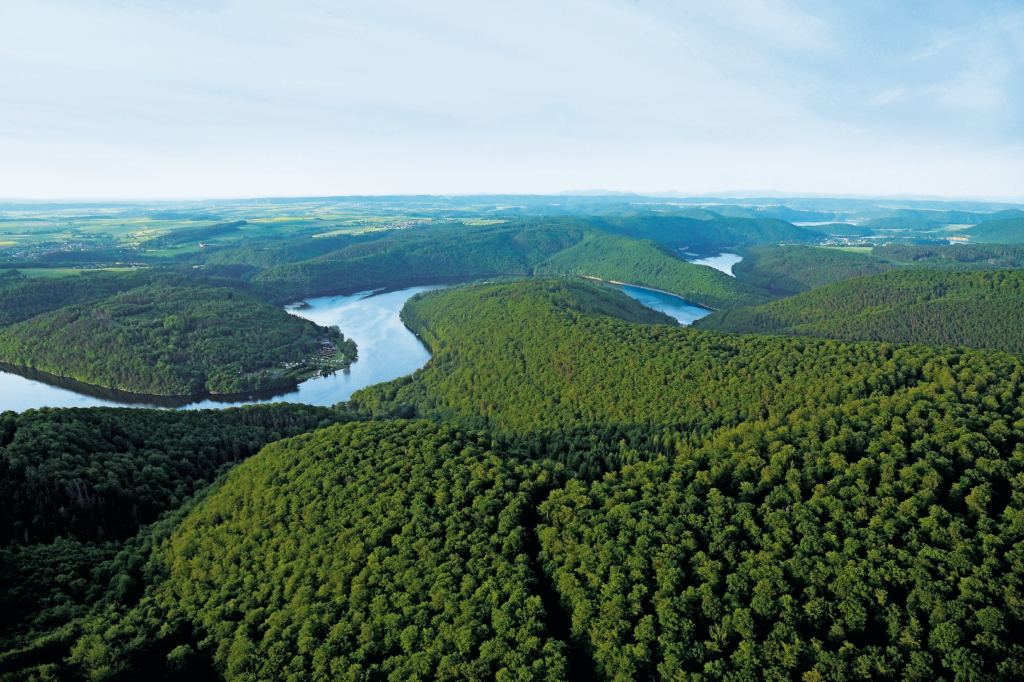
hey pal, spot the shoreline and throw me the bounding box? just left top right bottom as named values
left=0, top=360, right=310, bottom=408
left=577, top=276, right=719, bottom=311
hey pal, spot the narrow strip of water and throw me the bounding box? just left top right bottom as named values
left=0, top=285, right=440, bottom=411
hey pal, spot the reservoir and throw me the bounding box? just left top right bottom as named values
left=614, top=285, right=710, bottom=325
left=685, top=252, right=742, bottom=276
left=0, top=285, right=441, bottom=412
left=0, top=273, right=724, bottom=412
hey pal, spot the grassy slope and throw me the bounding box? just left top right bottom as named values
left=693, top=268, right=1024, bottom=354
left=0, top=284, right=349, bottom=395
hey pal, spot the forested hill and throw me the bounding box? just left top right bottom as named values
left=252, top=220, right=591, bottom=296
left=965, top=217, right=1024, bottom=243
left=534, top=232, right=772, bottom=309
left=38, top=278, right=1024, bottom=681
left=0, top=284, right=355, bottom=395
left=597, top=212, right=825, bottom=251
left=733, top=245, right=898, bottom=295
left=254, top=220, right=774, bottom=309
left=692, top=268, right=1024, bottom=354
left=872, top=243, right=1024, bottom=269
left=0, top=403, right=351, bottom=668
left=202, top=230, right=389, bottom=270
left=0, top=270, right=157, bottom=328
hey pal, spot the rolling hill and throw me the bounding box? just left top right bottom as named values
left=5, top=279, right=1024, bottom=681
left=693, top=268, right=1024, bottom=354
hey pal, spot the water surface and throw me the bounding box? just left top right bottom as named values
left=616, top=285, right=711, bottom=325
left=0, top=285, right=441, bottom=412
left=685, top=252, right=742, bottom=276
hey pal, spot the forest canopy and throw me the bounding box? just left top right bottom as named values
left=10, top=193, right=1024, bottom=682
left=731, top=245, right=898, bottom=296
left=22, top=278, right=1023, bottom=682
left=693, top=268, right=1024, bottom=354
left=0, top=284, right=355, bottom=395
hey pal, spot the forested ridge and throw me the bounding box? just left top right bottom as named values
left=0, top=283, right=355, bottom=395
left=0, top=404, right=352, bottom=672
left=0, top=215, right=795, bottom=395
left=0, top=271, right=157, bottom=328
left=693, top=268, right=1024, bottom=354
left=534, top=233, right=771, bottom=309
left=253, top=219, right=773, bottom=309
left=966, top=218, right=1024, bottom=243
left=8, top=257, right=1024, bottom=681
left=596, top=213, right=825, bottom=251
left=730, top=244, right=1024, bottom=299
left=254, top=221, right=589, bottom=297
left=732, top=246, right=898, bottom=295
left=11, top=279, right=1018, bottom=681
left=874, top=243, right=1024, bottom=269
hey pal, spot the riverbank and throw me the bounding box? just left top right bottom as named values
left=578, top=275, right=718, bottom=311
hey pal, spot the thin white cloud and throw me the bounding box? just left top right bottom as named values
left=0, top=0, right=1021, bottom=198
left=913, top=37, right=962, bottom=60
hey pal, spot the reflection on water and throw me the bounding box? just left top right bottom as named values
left=685, top=252, right=742, bottom=277
left=615, top=285, right=711, bottom=325
left=0, top=285, right=443, bottom=412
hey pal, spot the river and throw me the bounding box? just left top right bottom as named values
left=684, top=252, right=742, bottom=277
left=0, top=286, right=439, bottom=412
left=0, top=273, right=731, bottom=412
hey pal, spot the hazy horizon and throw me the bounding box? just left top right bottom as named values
left=2, top=0, right=1022, bottom=199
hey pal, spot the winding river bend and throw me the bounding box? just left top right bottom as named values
left=0, top=261, right=738, bottom=411
left=0, top=286, right=439, bottom=412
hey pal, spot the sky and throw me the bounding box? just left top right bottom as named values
left=0, top=0, right=1022, bottom=199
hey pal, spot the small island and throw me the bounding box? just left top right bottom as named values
left=0, top=283, right=357, bottom=396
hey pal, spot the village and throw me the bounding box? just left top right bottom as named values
left=275, top=337, right=355, bottom=380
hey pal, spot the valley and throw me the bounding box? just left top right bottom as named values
left=4, top=195, right=1024, bottom=682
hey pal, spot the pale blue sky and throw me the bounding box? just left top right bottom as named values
left=1, top=0, right=1021, bottom=198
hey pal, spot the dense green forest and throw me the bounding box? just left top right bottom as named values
left=534, top=233, right=771, bottom=308
left=202, top=231, right=388, bottom=271
left=254, top=220, right=773, bottom=309
left=144, top=221, right=248, bottom=248
left=0, top=404, right=351, bottom=672
left=732, top=246, right=898, bottom=295
left=0, top=284, right=355, bottom=395
left=872, top=243, right=1024, bottom=268
left=597, top=212, right=824, bottom=251
left=966, top=218, right=1024, bottom=243
left=63, top=421, right=570, bottom=681
left=11, top=195, right=1024, bottom=681
left=0, top=217, right=783, bottom=397
left=0, top=271, right=157, bottom=328
left=10, top=279, right=1021, bottom=681
left=693, top=268, right=1024, bottom=354
left=254, top=221, right=590, bottom=297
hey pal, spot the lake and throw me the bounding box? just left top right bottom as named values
left=0, top=285, right=440, bottom=412
left=0, top=278, right=717, bottom=412
left=684, top=252, right=742, bottom=276
left=614, top=285, right=711, bottom=325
